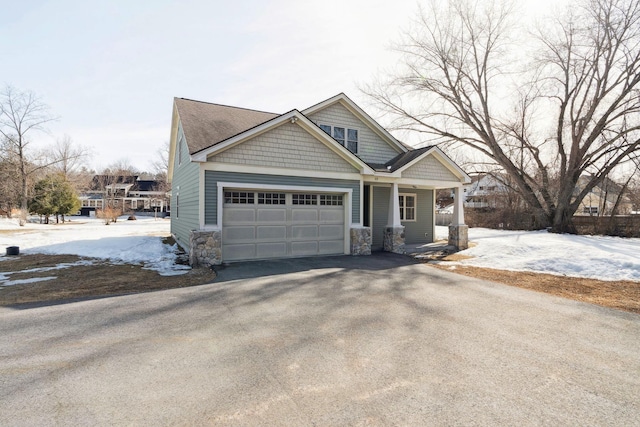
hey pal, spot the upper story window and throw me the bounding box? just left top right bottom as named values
left=318, top=124, right=358, bottom=154
left=399, top=193, right=416, bottom=222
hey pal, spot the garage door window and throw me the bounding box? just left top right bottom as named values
left=225, top=191, right=255, bottom=204
left=292, top=194, right=318, bottom=205
left=258, top=192, right=286, bottom=205
left=319, top=194, right=343, bottom=206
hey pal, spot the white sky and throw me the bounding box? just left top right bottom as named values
left=1, top=0, right=559, bottom=172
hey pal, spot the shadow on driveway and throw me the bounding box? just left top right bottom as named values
left=212, top=252, right=419, bottom=283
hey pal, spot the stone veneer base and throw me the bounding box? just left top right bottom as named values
left=189, top=229, right=222, bottom=267
left=350, top=227, right=372, bottom=256
left=448, top=224, right=469, bottom=250
left=383, top=226, right=405, bottom=254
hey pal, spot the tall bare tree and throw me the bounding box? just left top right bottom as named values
left=365, top=0, right=640, bottom=233
left=0, top=86, right=56, bottom=225
left=49, top=134, right=91, bottom=182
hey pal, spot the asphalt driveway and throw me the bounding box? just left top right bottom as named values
left=1, top=253, right=639, bottom=426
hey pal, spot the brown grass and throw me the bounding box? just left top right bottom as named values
left=428, top=263, right=640, bottom=314
left=0, top=254, right=215, bottom=306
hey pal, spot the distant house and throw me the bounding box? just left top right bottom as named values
left=575, top=176, right=633, bottom=216
left=463, top=174, right=508, bottom=209
left=460, top=173, right=633, bottom=217
left=78, top=175, right=170, bottom=216
left=168, top=93, right=471, bottom=266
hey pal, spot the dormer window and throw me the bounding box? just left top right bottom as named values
left=318, top=124, right=358, bottom=153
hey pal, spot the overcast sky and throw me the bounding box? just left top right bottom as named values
left=1, top=0, right=554, bottom=172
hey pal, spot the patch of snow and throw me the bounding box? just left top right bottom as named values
left=436, top=226, right=640, bottom=282
left=0, top=276, right=57, bottom=287
left=0, top=216, right=188, bottom=276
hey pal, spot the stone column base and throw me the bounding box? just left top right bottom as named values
left=384, top=226, right=405, bottom=254
left=448, top=225, right=469, bottom=250
left=350, top=227, right=372, bottom=255
left=189, top=229, right=222, bottom=267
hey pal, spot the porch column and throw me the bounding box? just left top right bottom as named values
left=449, top=185, right=469, bottom=250
left=452, top=185, right=465, bottom=226
left=384, top=183, right=405, bottom=254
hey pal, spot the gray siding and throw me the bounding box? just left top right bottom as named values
left=372, top=186, right=389, bottom=251
left=205, top=171, right=360, bottom=224
left=307, top=103, right=402, bottom=164
left=371, top=186, right=434, bottom=249
left=402, top=155, right=459, bottom=181
left=401, top=189, right=434, bottom=244
left=170, top=124, right=200, bottom=252
left=210, top=122, right=358, bottom=174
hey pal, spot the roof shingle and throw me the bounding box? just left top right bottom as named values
left=175, top=98, right=279, bottom=154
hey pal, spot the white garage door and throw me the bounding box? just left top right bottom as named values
left=222, top=190, right=346, bottom=261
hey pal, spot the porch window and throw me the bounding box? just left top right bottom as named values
left=399, top=193, right=416, bottom=221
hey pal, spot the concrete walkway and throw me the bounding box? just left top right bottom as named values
left=1, top=253, right=639, bottom=426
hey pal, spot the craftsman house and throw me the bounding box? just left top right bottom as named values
left=168, top=93, right=470, bottom=265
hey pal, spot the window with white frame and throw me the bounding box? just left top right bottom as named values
left=292, top=194, right=317, bottom=205
left=399, top=193, right=416, bottom=221
left=319, top=194, right=343, bottom=206
left=258, top=192, right=286, bottom=205
left=224, top=191, right=255, bottom=204
left=318, top=124, right=358, bottom=153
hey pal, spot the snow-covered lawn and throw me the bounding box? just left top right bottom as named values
left=1, top=217, right=638, bottom=283
left=436, top=226, right=640, bottom=282
left=0, top=216, right=188, bottom=276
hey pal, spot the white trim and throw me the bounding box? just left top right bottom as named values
left=216, top=181, right=354, bottom=254
left=364, top=176, right=464, bottom=189
left=302, top=93, right=407, bottom=155
left=199, top=166, right=206, bottom=229
left=202, top=162, right=362, bottom=181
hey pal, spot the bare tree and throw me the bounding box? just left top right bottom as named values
left=150, top=141, right=169, bottom=181
left=49, top=134, right=92, bottom=182
left=0, top=85, right=56, bottom=225
left=365, top=0, right=640, bottom=233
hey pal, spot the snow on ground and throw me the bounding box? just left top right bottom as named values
left=1, top=216, right=638, bottom=283
left=0, top=216, right=189, bottom=277
left=436, top=226, right=640, bottom=282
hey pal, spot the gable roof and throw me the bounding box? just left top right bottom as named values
left=302, top=93, right=408, bottom=155
left=175, top=98, right=279, bottom=154
left=190, top=109, right=376, bottom=174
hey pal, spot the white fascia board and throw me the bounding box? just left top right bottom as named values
left=193, top=109, right=375, bottom=175
left=167, top=102, right=180, bottom=183
left=302, top=93, right=408, bottom=154
left=364, top=175, right=463, bottom=189
left=394, top=146, right=471, bottom=184
left=202, top=162, right=362, bottom=181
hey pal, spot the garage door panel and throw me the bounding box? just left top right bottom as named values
left=291, top=241, right=319, bottom=256
left=291, top=225, right=318, bottom=239
left=319, top=209, right=343, bottom=222
left=224, top=244, right=256, bottom=261
left=224, top=208, right=255, bottom=223
left=319, top=224, right=344, bottom=239
left=257, top=225, right=286, bottom=240
left=224, top=226, right=255, bottom=241
left=257, top=208, right=286, bottom=222
left=257, top=243, right=287, bottom=258
left=319, top=240, right=344, bottom=254
left=291, top=209, right=318, bottom=222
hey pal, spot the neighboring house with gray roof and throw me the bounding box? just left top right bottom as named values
left=168, top=93, right=470, bottom=266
